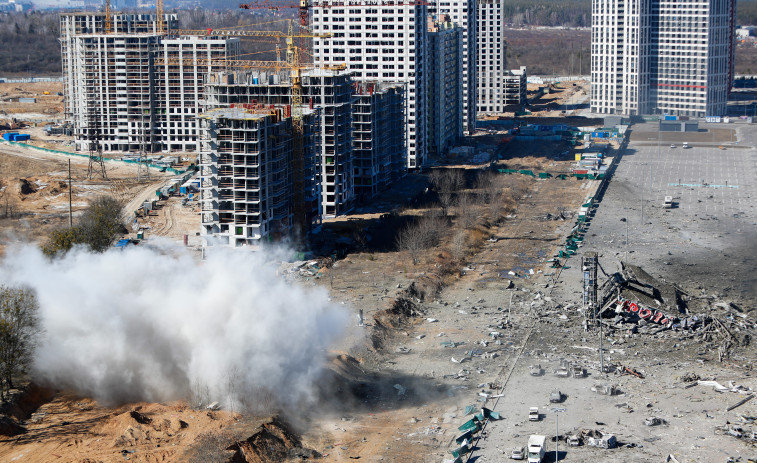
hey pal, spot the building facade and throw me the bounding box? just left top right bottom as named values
left=312, top=0, right=428, bottom=170
left=353, top=82, right=406, bottom=201
left=429, top=0, right=477, bottom=135
left=198, top=107, right=319, bottom=248
left=591, top=0, right=735, bottom=117
left=60, top=13, right=238, bottom=153
left=204, top=69, right=355, bottom=218
left=427, top=18, right=463, bottom=156
left=155, top=36, right=240, bottom=152
left=476, top=0, right=508, bottom=115
left=503, top=66, right=527, bottom=106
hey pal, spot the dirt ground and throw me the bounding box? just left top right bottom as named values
left=0, top=81, right=64, bottom=120
left=0, top=138, right=177, bottom=255
left=0, top=82, right=755, bottom=463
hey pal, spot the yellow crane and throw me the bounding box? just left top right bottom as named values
left=157, top=0, right=165, bottom=35
left=104, top=0, right=111, bottom=34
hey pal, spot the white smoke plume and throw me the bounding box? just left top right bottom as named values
left=0, top=243, right=349, bottom=409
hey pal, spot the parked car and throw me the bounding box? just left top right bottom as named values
left=670, top=144, right=676, bottom=148
left=550, top=390, right=564, bottom=403
left=511, top=446, right=525, bottom=460
left=529, top=407, right=540, bottom=421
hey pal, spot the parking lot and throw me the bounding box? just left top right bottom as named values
left=579, top=122, right=757, bottom=303
left=473, top=122, right=757, bottom=463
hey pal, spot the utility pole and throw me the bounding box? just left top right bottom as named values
left=551, top=408, right=566, bottom=462
left=599, top=317, right=604, bottom=373
left=68, top=159, right=73, bottom=227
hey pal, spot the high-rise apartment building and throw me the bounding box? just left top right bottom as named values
left=477, top=0, right=508, bottom=115
left=197, top=106, right=319, bottom=247
left=353, top=82, right=406, bottom=201
left=204, top=69, right=355, bottom=218
left=427, top=18, right=463, bottom=156
left=312, top=1, right=428, bottom=170
left=429, top=0, right=477, bottom=135
left=60, top=13, right=238, bottom=153
left=155, top=36, right=240, bottom=152
left=591, top=0, right=735, bottom=117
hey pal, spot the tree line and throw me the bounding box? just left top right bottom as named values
left=0, top=12, right=61, bottom=75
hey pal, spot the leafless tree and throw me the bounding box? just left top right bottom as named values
left=476, top=171, right=504, bottom=205
left=0, top=285, right=41, bottom=399
left=455, top=193, right=480, bottom=230
left=450, top=230, right=467, bottom=261
left=396, top=221, right=426, bottom=265
left=430, top=169, right=464, bottom=216
left=396, top=213, right=449, bottom=264
left=225, top=365, right=240, bottom=413
left=190, top=379, right=211, bottom=410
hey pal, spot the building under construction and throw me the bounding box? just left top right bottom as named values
left=352, top=82, right=405, bottom=201
left=197, top=105, right=320, bottom=247
left=60, top=12, right=239, bottom=153
left=427, top=17, right=463, bottom=157
left=503, top=66, right=528, bottom=107
left=204, top=69, right=367, bottom=217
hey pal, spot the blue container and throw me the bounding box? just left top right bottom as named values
left=2, top=132, right=19, bottom=141
left=13, top=134, right=30, bottom=141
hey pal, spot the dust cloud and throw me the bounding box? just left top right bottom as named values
left=0, top=243, right=349, bottom=410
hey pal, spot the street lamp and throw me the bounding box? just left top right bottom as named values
left=551, top=407, right=567, bottom=462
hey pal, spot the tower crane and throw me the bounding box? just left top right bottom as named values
left=240, top=0, right=311, bottom=29
left=104, top=0, right=111, bottom=34
left=157, top=0, right=165, bottom=35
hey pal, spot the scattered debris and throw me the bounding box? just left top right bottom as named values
left=726, top=394, right=755, bottom=412
left=585, top=430, right=617, bottom=449
left=129, top=410, right=152, bottom=425
left=643, top=417, right=667, bottom=426
left=205, top=402, right=219, bottom=411
left=622, top=366, right=644, bottom=379
left=591, top=384, right=618, bottom=396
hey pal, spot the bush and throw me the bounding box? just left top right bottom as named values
left=42, top=196, right=125, bottom=256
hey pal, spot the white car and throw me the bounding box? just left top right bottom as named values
left=511, top=446, right=525, bottom=460
left=670, top=144, right=676, bottom=148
